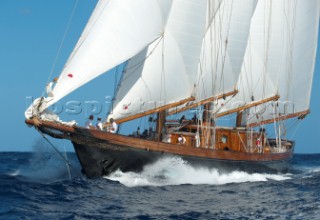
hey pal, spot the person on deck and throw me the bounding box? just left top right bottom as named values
left=257, top=138, right=263, bottom=153
left=96, top=117, right=103, bottom=130
left=178, top=134, right=186, bottom=145
left=108, top=118, right=118, bottom=134
left=46, top=77, right=58, bottom=97
left=195, top=132, right=200, bottom=148
left=85, top=115, right=94, bottom=129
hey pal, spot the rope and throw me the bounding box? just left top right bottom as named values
left=42, top=0, right=80, bottom=97
left=36, top=128, right=72, bottom=180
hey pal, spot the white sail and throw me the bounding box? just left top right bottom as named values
left=251, top=0, right=320, bottom=125
left=109, top=0, right=208, bottom=120
left=242, top=0, right=320, bottom=125
left=25, top=0, right=173, bottom=118
left=196, top=0, right=258, bottom=103
left=214, top=0, right=320, bottom=126
left=215, top=0, right=287, bottom=115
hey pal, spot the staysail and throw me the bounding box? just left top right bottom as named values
left=25, top=0, right=173, bottom=118
left=108, top=0, right=208, bottom=121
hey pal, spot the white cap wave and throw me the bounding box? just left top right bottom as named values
left=106, top=156, right=291, bottom=187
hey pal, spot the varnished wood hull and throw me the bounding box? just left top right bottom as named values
left=25, top=119, right=294, bottom=178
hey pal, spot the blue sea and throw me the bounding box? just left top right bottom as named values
left=1, top=146, right=320, bottom=219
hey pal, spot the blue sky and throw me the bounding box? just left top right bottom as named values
left=1, top=0, right=320, bottom=153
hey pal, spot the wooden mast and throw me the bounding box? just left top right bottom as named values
left=167, top=90, right=238, bottom=115
left=236, top=111, right=243, bottom=127
left=156, top=110, right=166, bottom=142
left=247, top=109, right=310, bottom=127
left=109, top=96, right=195, bottom=125
left=216, top=95, right=280, bottom=118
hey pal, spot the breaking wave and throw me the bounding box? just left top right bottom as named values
left=106, top=156, right=291, bottom=187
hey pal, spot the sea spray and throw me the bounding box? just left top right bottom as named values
left=106, top=156, right=291, bottom=187
left=16, top=138, right=81, bottom=183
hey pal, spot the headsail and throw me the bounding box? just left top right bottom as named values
left=25, top=0, right=173, bottom=118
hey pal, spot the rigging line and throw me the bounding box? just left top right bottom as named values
left=113, top=36, right=164, bottom=110
left=107, top=60, right=128, bottom=115
left=64, top=0, right=108, bottom=68
left=213, top=2, right=225, bottom=96
left=125, top=36, right=164, bottom=73
left=286, top=0, right=297, bottom=101
left=289, top=118, right=303, bottom=140
left=204, top=0, right=224, bottom=36
left=42, top=0, right=80, bottom=97
left=262, top=0, right=273, bottom=100
left=218, top=0, right=234, bottom=94
left=36, top=128, right=72, bottom=180
left=160, top=34, right=166, bottom=103
left=62, top=142, right=71, bottom=180
left=197, top=42, right=208, bottom=100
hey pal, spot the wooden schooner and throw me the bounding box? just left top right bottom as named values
left=25, top=0, right=320, bottom=178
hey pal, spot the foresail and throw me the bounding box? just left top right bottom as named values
left=27, top=0, right=173, bottom=116
left=108, top=0, right=208, bottom=121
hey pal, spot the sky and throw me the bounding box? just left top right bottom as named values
left=0, top=0, right=320, bottom=153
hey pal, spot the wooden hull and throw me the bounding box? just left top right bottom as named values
left=26, top=119, right=294, bottom=178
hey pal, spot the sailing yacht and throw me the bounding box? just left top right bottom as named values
left=25, top=0, right=320, bottom=177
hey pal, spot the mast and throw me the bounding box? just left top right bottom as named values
left=156, top=110, right=166, bottom=142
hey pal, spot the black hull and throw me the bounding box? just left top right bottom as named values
left=73, top=141, right=292, bottom=178
left=24, top=119, right=293, bottom=178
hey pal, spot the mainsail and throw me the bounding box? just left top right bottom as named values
left=214, top=0, right=320, bottom=126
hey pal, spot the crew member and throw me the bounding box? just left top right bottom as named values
left=46, top=77, right=58, bottom=97
left=96, top=117, right=103, bottom=130
left=108, top=118, right=118, bottom=134
left=85, top=115, right=94, bottom=129
left=178, top=134, right=186, bottom=145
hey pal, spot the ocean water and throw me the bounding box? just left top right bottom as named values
left=1, top=149, right=320, bottom=219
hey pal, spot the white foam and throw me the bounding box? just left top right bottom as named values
left=106, top=156, right=291, bottom=187
left=8, top=169, right=20, bottom=177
